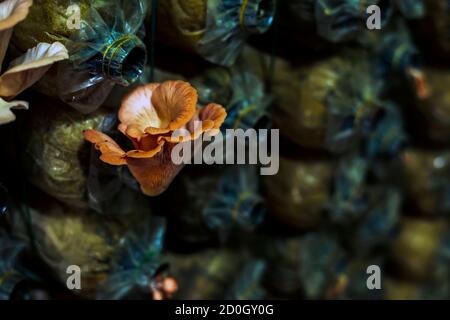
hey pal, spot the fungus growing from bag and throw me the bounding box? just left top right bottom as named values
left=84, top=80, right=227, bottom=196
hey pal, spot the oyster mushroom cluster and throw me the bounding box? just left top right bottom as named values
left=84, top=80, right=227, bottom=196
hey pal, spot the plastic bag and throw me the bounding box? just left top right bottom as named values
left=329, top=155, right=369, bottom=223
left=21, top=94, right=148, bottom=214
left=394, top=0, right=425, bottom=19
left=202, top=166, right=265, bottom=242
left=263, top=156, right=333, bottom=229
left=12, top=0, right=148, bottom=113
left=364, top=103, right=407, bottom=158
left=351, top=187, right=401, bottom=252
left=159, top=165, right=265, bottom=244
left=272, top=51, right=386, bottom=153
left=329, top=154, right=401, bottom=251
left=22, top=96, right=109, bottom=209
left=192, top=66, right=270, bottom=131
left=198, top=0, right=275, bottom=66
left=96, top=217, right=169, bottom=300
left=165, top=249, right=262, bottom=299
left=360, top=19, right=427, bottom=99
left=224, top=259, right=266, bottom=300
left=11, top=191, right=154, bottom=298
left=154, top=0, right=275, bottom=66
left=288, top=0, right=393, bottom=43
left=264, top=233, right=348, bottom=298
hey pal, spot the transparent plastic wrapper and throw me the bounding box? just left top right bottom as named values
left=350, top=187, right=401, bottom=252
left=192, top=66, right=270, bottom=130
left=86, top=151, right=148, bottom=215
left=390, top=218, right=449, bottom=281
left=202, top=166, right=265, bottom=242
left=0, top=231, right=26, bottom=300
left=402, top=150, right=450, bottom=217
left=375, top=22, right=420, bottom=79
left=288, top=0, right=392, bottom=43
left=394, top=0, right=425, bottom=19
left=12, top=191, right=154, bottom=298
left=264, top=234, right=348, bottom=298
left=224, top=259, right=266, bottom=300
left=154, top=0, right=275, bottom=66
left=297, top=234, right=348, bottom=299
left=12, top=0, right=148, bottom=113
left=190, top=68, right=233, bottom=108
left=165, top=249, right=262, bottom=299
left=263, top=156, right=333, bottom=230
left=97, top=217, right=174, bottom=300
left=364, top=103, right=407, bottom=159
left=272, top=51, right=386, bottom=153
left=21, top=96, right=148, bottom=214
left=329, top=155, right=369, bottom=223
left=361, top=20, right=428, bottom=99
left=198, top=0, right=275, bottom=66
left=22, top=96, right=107, bottom=209
left=270, top=1, right=334, bottom=52
left=329, top=155, right=401, bottom=251
left=160, top=166, right=265, bottom=244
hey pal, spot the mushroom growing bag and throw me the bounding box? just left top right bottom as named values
left=154, top=0, right=275, bottom=66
